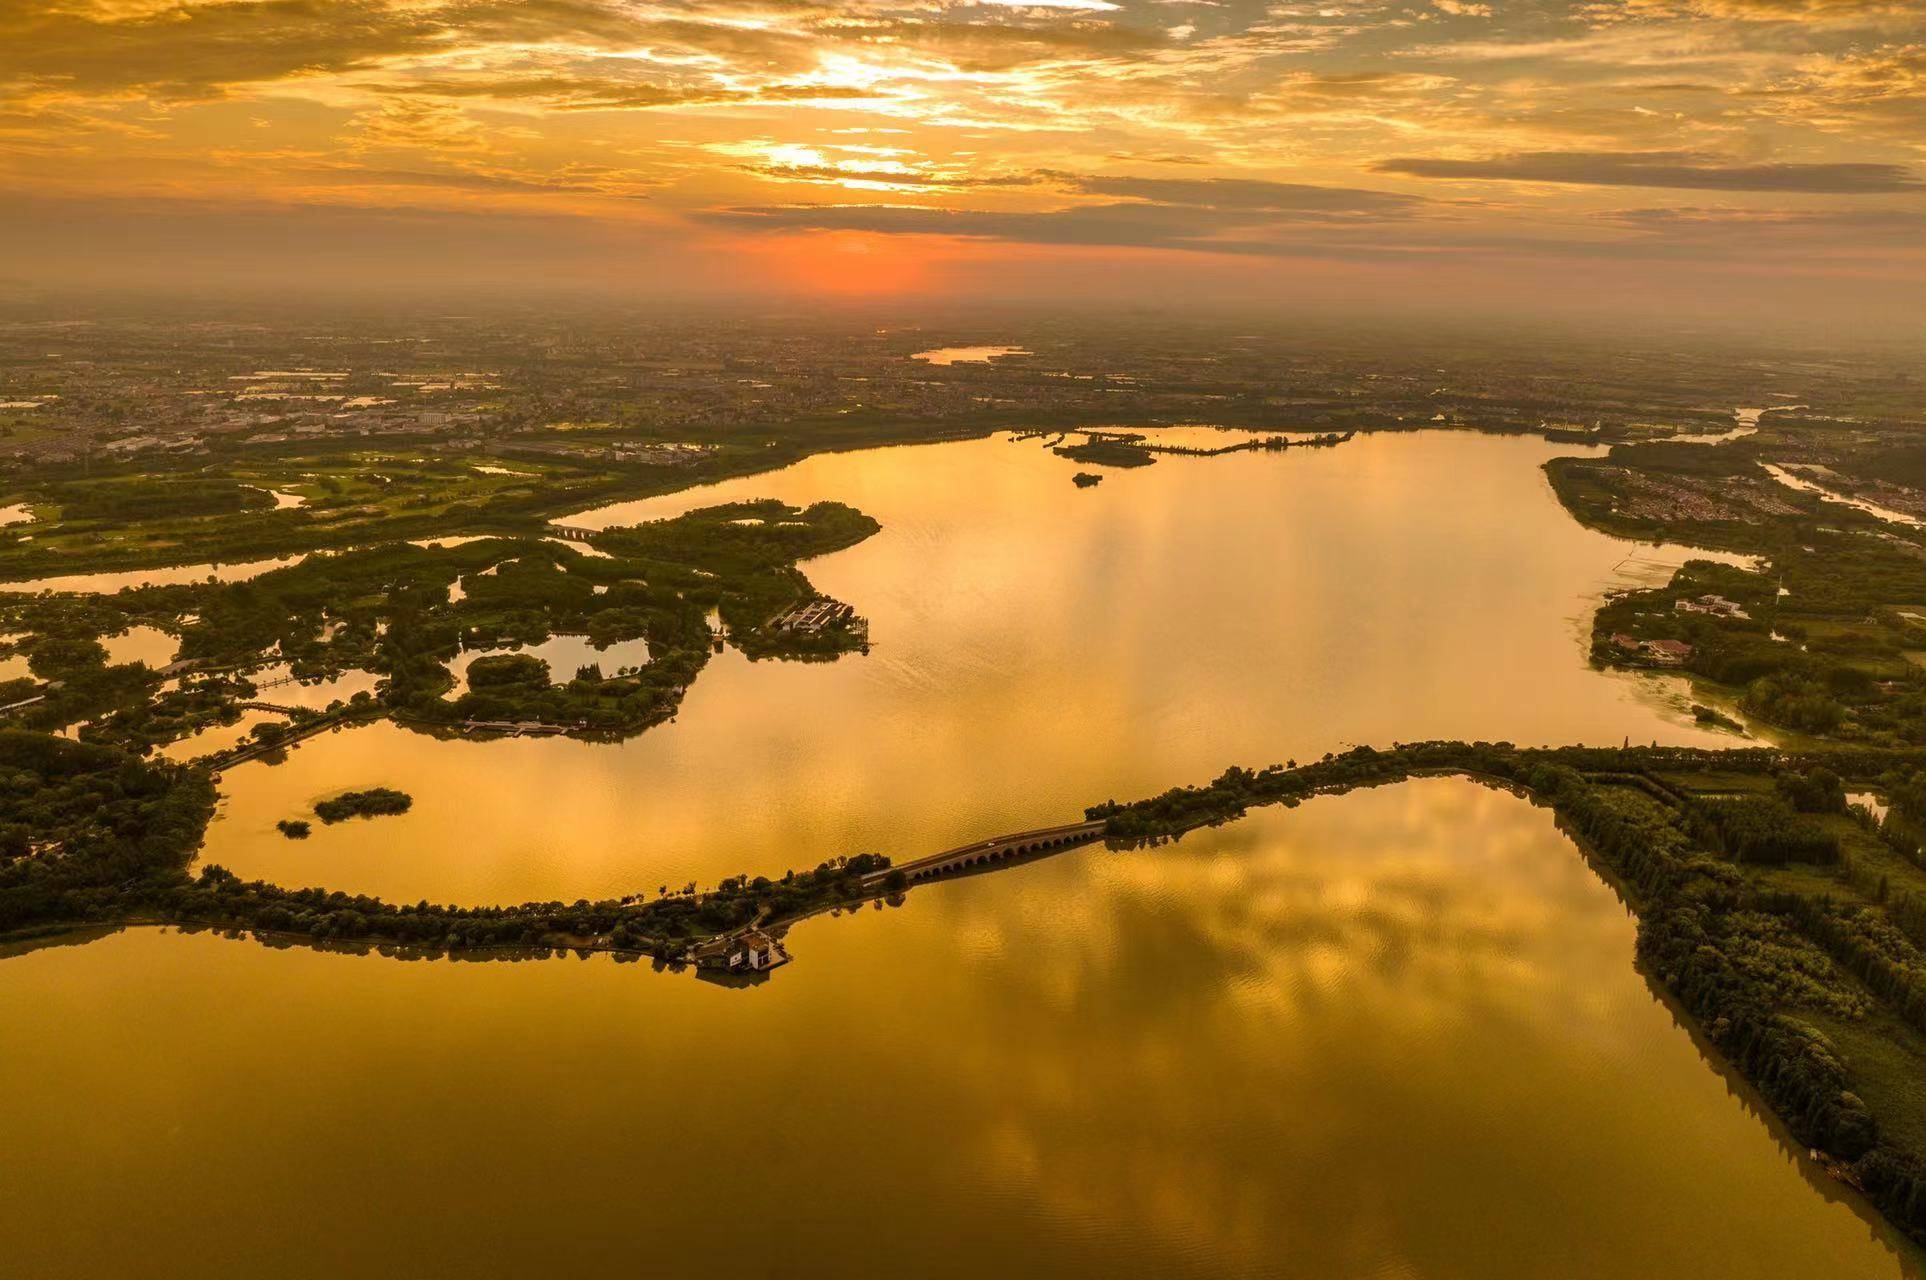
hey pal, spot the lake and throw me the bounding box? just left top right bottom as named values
left=446, top=633, right=652, bottom=695
left=6, top=428, right=1912, bottom=1277
left=0, top=781, right=1915, bottom=1277
left=100, top=624, right=178, bottom=669
left=912, top=344, right=1032, bottom=365
left=200, top=430, right=1741, bottom=905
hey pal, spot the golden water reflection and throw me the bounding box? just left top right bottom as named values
left=204, top=431, right=1746, bottom=904
left=1, top=782, right=1914, bottom=1277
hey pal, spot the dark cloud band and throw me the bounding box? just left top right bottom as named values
left=1373, top=151, right=1922, bottom=194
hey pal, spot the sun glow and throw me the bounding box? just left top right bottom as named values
left=741, top=230, right=943, bottom=295
left=0, top=0, right=1918, bottom=306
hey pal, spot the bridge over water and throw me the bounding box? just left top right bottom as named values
left=548, top=524, right=598, bottom=544
left=858, top=820, right=1110, bottom=889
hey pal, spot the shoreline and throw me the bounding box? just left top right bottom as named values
left=13, top=739, right=1926, bottom=1251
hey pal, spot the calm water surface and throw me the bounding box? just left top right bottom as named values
left=0, top=554, right=301, bottom=594
left=447, top=633, right=651, bottom=695
left=7, top=431, right=1903, bottom=1277
left=100, top=624, right=178, bottom=668
left=0, top=783, right=1915, bottom=1277
left=0, top=537, right=492, bottom=595
left=247, top=662, right=382, bottom=711
left=203, top=431, right=1741, bottom=904
left=156, top=707, right=291, bottom=763
left=911, top=344, right=1032, bottom=365
left=1765, top=463, right=1926, bottom=529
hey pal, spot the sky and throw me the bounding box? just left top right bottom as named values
left=3, top=0, right=1924, bottom=319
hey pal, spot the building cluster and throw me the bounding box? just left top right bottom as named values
left=1612, top=633, right=1695, bottom=666
left=0, top=312, right=1650, bottom=470
left=769, top=598, right=858, bottom=636
left=0, top=311, right=1823, bottom=478
left=1674, top=594, right=1750, bottom=619
left=688, top=929, right=790, bottom=972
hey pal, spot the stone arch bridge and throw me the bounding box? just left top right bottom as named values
left=858, top=820, right=1110, bottom=890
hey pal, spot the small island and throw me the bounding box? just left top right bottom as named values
left=1072, top=472, right=1103, bottom=489
left=1053, top=437, right=1155, bottom=468
left=275, top=819, right=311, bottom=839
left=1692, top=703, right=1745, bottom=733
left=313, top=787, right=413, bottom=824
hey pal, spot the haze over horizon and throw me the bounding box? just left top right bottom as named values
left=4, top=0, right=1924, bottom=323
left=9, top=8, right=1926, bottom=1268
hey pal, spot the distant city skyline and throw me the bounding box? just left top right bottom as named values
left=5, top=0, right=1924, bottom=321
